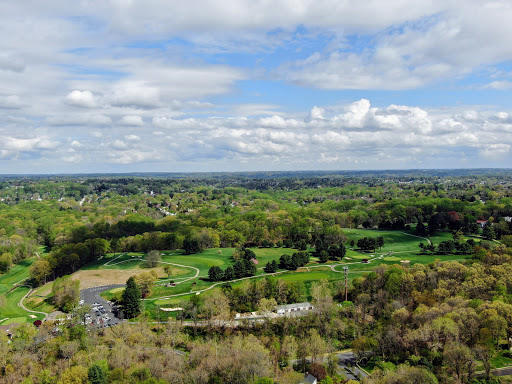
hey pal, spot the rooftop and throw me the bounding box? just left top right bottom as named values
left=275, top=302, right=312, bottom=311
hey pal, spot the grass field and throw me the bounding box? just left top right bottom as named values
left=1, top=230, right=480, bottom=324
left=0, top=255, right=48, bottom=324
left=0, top=285, right=46, bottom=324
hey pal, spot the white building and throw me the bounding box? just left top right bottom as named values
left=274, top=302, right=313, bottom=315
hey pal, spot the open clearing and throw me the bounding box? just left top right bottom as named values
left=68, top=264, right=189, bottom=289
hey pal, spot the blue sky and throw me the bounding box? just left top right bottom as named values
left=1, top=0, right=512, bottom=173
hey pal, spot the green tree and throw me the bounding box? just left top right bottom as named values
left=443, top=342, right=476, bottom=384
left=0, top=252, right=13, bottom=273
left=224, top=266, right=235, bottom=281
left=163, top=264, right=172, bottom=279
left=183, top=237, right=201, bottom=254
left=122, top=276, right=141, bottom=319
left=29, top=259, right=52, bottom=286
left=208, top=266, right=224, bottom=281
left=52, top=276, right=80, bottom=312
left=319, top=250, right=329, bottom=263
left=145, top=250, right=161, bottom=268
left=88, top=362, right=108, bottom=384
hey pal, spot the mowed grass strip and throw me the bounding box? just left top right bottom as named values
left=344, top=228, right=425, bottom=253
left=274, top=271, right=333, bottom=282
left=24, top=296, right=54, bottom=313
left=0, top=257, right=38, bottom=286
left=0, top=286, right=45, bottom=323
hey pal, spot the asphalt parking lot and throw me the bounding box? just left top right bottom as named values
left=80, top=284, right=125, bottom=328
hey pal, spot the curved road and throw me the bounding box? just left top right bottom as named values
left=19, top=288, right=48, bottom=320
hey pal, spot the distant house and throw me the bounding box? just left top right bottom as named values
left=476, top=220, right=488, bottom=228
left=299, top=373, right=318, bottom=384
left=504, top=217, right=512, bottom=223
left=274, top=302, right=313, bottom=315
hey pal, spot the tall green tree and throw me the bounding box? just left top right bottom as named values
left=122, top=276, right=141, bottom=319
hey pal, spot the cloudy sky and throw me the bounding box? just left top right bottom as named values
left=1, top=0, right=512, bottom=173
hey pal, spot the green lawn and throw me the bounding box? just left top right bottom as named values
left=0, top=257, right=37, bottom=287
left=0, top=256, right=48, bottom=324
left=344, top=228, right=426, bottom=253
left=0, top=286, right=45, bottom=324
left=491, top=350, right=512, bottom=369
left=0, top=230, right=481, bottom=324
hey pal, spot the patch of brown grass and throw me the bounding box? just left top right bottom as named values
left=69, top=266, right=188, bottom=289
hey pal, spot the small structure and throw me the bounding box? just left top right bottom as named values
left=274, top=302, right=313, bottom=315
left=46, top=311, right=70, bottom=322
left=300, top=373, right=318, bottom=384
left=476, top=220, right=488, bottom=228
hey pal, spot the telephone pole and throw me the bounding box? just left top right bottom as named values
left=343, top=266, right=349, bottom=301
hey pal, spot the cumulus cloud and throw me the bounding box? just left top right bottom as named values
left=65, top=90, right=97, bottom=108
left=480, top=144, right=511, bottom=161
left=305, top=106, right=325, bottom=122
left=277, top=1, right=512, bottom=90
left=109, top=81, right=161, bottom=109
left=119, top=115, right=144, bottom=126
left=3, top=2, right=512, bottom=171
left=3, top=98, right=512, bottom=169
left=0, top=136, right=57, bottom=160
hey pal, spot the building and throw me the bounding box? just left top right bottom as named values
left=299, top=373, right=318, bottom=384
left=274, top=302, right=313, bottom=315
left=476, top=220, right=488, bottom=228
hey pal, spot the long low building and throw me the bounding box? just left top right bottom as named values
left=274, top=302, right=313, bottom=314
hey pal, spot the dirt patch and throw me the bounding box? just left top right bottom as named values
left=69, top=266, right=188, bottom=289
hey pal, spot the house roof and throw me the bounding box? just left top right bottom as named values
left=303, top=374, right=317, bottom=384
left=275, top=302, right=312, bottom=311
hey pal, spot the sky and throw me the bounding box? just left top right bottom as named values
left=1, top=0, right=512, bottom=174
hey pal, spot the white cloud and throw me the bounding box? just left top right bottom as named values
left=46, top=114, right=112, bottom=126
left=0, top=95, right=23, bottom=109
left=2, top=99, right=512, bottom=170
left=277, top=1, right=512, bottom=90
left=108, top=149, right=158, bottom=164
left=0, top=55, right=25, bottom=72
left=305, top=106, right=325, bottom=122
left=109, top=81, right=161, bottom=108
left=125, top=134, right=141, bottom=141
left=95, top=0, right=443, bottom=37
left=3, top=2, right=512, bottom=172
left=0, top=136, right=57, bottom=159
left=65, top=90, right=97, bottom=108
left=480, top=144, right=511, bottom=161
left=119, top=115, right=144, bottom=126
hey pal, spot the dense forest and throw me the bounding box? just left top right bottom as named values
left=2, top=170, right=512, bottom=383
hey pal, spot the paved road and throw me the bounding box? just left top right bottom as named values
left=80, top=284, right=125, bottom=327
left=337, top=352, right=368, bottom=381
left=18, top=288, right=48, bottom=320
